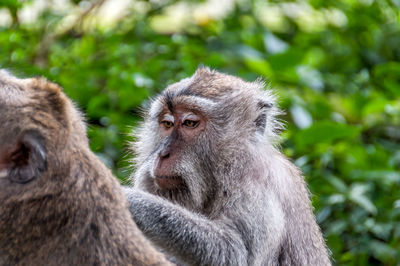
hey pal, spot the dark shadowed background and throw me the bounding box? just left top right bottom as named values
left=0, top=0, right=399, bottom=264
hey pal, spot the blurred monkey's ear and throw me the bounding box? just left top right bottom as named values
left=0, top=130, right=47, bottom=184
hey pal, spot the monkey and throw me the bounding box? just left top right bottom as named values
left=0, top=70, right=172, bottom=266
left=124, top=67, right=331, bottom=265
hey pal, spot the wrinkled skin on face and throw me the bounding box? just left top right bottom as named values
left=154, top=106, right=206, bottom=189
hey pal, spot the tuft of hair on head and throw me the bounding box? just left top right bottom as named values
left=31, top=77, right=62, bottom=94
left=192, top=66, right=216, bottom=79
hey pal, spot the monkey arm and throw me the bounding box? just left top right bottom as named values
left=124, top=187, right=248, bottom=266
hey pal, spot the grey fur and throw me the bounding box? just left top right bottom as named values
left=125, top=67, right=331, bottom=266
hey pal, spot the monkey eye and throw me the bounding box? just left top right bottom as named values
left=161, top=120, right=174, bottom=129
left=183, top=119, right=199, bottom=128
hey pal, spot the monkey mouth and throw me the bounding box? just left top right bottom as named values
left=154, top=175, right=185, bottom=190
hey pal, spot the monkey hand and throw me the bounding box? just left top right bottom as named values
left=123, top=187, right=248, bottom=266
left=123, top=187, right=172, bottom=234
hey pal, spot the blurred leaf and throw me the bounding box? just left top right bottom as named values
left=326, top=175, right=348, bottom=193
left=295, top=121, right=360, bottom=150
left=290, top=104, right=313, bottom=129
left=263, top=32, right=289, bottom=54
left=267, top=49, right=304, bottom=72
left=327, top=220, right=347, bottom=235
left=87, top=95, right=110, bottom=119
left=348, top=183, right=377, bottom=215
left=369, top=240, right=398, bottom=261
left=350, top=170, right=400, bottom=186
left=243, top=58, right=273, bottom=77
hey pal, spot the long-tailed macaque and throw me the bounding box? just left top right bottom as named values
left=125, top=67, right=331, bottom=265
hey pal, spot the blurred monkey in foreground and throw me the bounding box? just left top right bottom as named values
left=0, top=70, right=171, bottom=266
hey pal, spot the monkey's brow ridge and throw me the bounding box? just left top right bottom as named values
left=161, top=89, right=215, bottom=112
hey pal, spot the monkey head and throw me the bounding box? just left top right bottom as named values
left=133, top=67, right=282, bottom=212
left=0, top=70, right=87, bottom=201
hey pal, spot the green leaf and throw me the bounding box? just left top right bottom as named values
left=267, top=49, right=305, bottom=72
left=243, top=58, right=273, bottom=77
left=348, top=183, right=377, bottom=215
left=369, top=240, right=398, bottom=261
left=294, top=121, right=360, bottom=150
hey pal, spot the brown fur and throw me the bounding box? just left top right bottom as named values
left=0, top=70, right=172, bottom=266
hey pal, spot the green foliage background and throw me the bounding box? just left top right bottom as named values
left=1, top=0, right=399, bottom=264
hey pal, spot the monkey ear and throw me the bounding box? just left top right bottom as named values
left=0, top=130, right=47, bottom=184
left=254, top=113, right=267, bottom=134
left=254, top=100, right=273, bottom=134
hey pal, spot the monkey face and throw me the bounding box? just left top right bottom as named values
left=154, top=106, right=207, bottom=189
left=133, top=67, right=281, bottom=211
left=134, top=99, right=215, bottom=210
